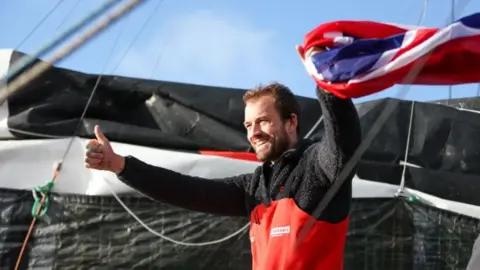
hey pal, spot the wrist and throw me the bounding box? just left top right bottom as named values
left=317, top=86, right=330, bottom=94
left=111, top=154, right=126, bottom=174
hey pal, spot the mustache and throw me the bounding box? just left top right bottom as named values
left=252, top=133, right=271, bottom=142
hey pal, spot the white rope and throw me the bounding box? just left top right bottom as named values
left=304, top=116, right=323, bottom=139
left=396, top=100, right=415, bottom=196
left=102, top=176, right=250, bottom=246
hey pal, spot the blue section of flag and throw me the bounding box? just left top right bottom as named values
left=311, top=33, right=406, bottom=82
left=458, top=13, right=480, bottom=29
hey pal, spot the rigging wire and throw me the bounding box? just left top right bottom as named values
left=5, top=1, right=105, bottom=139
left=59, top=0, right=159, bottom=162
left=0, top=0, right=120, bottom=87
left=149, top=25, right=173, bottom=79
left=54, top=0, right=81, bottom=33
left=10, top=0, right=81, bottom=95
left=111, top=0, right=164, bottom=74
left=62, top=32, right=124, bottom=162
left=0, top=0, right=149, bottom=103
left=14, top=0, right=66, bottom=50
left=142, top=0, right=176, bottom=80
left=5, top=0, right=163, bottom=138
left=0, top=2, right=87, bottom=137
left=13, top=0, right=80, bottom=92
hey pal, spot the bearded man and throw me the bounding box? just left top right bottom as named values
left=84, top=46, right=361, bottom=270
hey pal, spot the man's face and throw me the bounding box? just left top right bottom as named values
left=244, top=95, right=292, bottom=162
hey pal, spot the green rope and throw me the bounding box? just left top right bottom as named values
left=31, top=180, right=55, bottom=218
left=407, top=195, right=420, bottom=202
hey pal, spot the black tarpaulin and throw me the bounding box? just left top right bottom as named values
left=0, top=189, right=477, bottom=269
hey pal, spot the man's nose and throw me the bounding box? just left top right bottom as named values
left=249, top=124, right=262, bottom=138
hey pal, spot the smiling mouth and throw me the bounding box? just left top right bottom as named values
left=255, top=141, right=268, bottom=148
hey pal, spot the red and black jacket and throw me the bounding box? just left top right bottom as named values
left=117, top=88, right=361, bottom=269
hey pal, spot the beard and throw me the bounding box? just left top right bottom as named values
left=253, top=130, right=291, bottom=162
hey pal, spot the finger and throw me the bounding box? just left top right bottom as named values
left=94, top=125, right=108, bottom=144
left=296, top=45, right=305, bottom=61
left=84, top=157, right=102, bottom=165
left=85, top=163, right=102, bottom=170
left=86, top=144, right=103, bottom=153
left=86, top=139, right=98, bottom=146
left=305, top=46, right=325, bottom=58
left=86, top=151, right=103, bottom=159
left=86, top=139, right=100, bottom=151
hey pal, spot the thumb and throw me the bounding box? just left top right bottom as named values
left=94, top=125, right=108, bottom=144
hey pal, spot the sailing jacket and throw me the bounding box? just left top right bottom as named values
left=117, top=88, right=362, bottom=269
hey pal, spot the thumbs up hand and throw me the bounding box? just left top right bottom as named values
left=84, top=125, right=125, bottom=174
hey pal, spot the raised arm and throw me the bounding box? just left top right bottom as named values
left=295, top=45, right=361, bottom=180
left=116, top=156, right=251, bottom=217
left=314, top=87, right=361, bottom=182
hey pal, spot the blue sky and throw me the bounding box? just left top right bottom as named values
left=0, top=0, right=479, bottom=103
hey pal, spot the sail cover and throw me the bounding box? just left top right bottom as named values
left=0, top=49, right=480, bottom=269
left=300, top=12, right=480, bottom=98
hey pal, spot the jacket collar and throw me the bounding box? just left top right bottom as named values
left=264, top=139, right=314, bottom=166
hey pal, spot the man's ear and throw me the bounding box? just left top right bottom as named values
left=287, top=114, right=298, bottom=132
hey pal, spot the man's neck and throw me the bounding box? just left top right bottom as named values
left=270, top=138, right=301, bottom=164
left=288, top=137, right=300, bottom=150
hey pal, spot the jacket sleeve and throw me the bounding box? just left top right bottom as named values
left=313, top=87, right=361, bottom=182
left=116, top=155, right=251, bottom=217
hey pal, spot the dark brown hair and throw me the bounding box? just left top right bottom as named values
left=243, top=82, right=301, bottom=133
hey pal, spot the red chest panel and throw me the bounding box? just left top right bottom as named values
left=249, top=198, right=349, bottom=270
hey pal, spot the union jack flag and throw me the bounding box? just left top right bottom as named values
left=300, top=13, right=480, bottom=98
